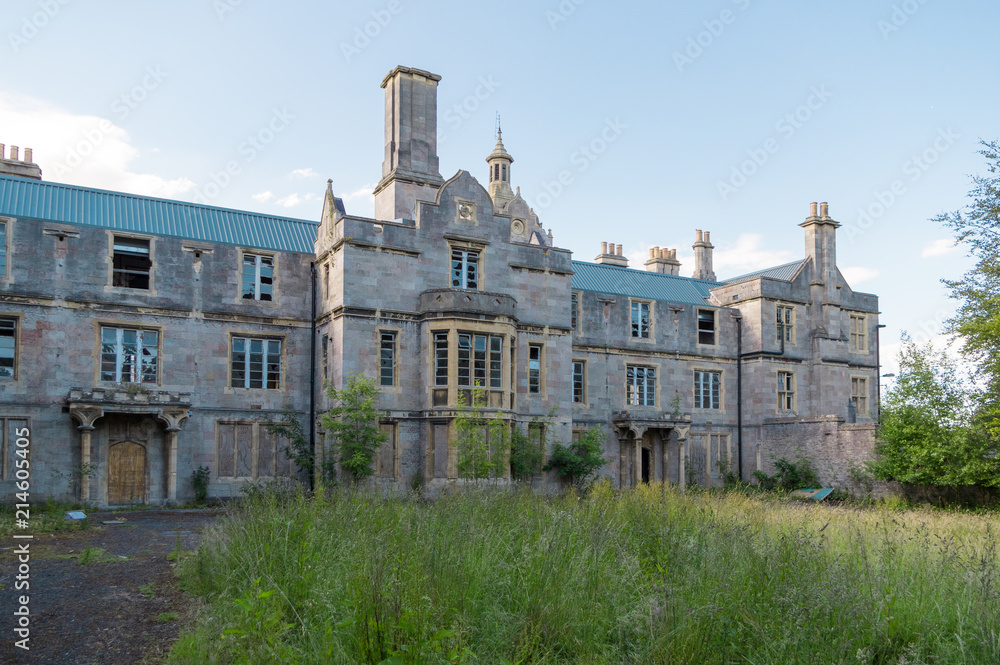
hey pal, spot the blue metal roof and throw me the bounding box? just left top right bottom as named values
left=571, top=261, right=720, bottom=306
left=722, top=260, right=805, bottom=285
left=0, top=175, right=318, bottom=253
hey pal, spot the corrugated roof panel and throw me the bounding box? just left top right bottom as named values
left=571, top=261, right=720, bottom=306
left=722, top=260, right=805, bottom=285
left=0, top=175, right=318, bottom=253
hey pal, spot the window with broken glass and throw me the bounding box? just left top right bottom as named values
left=627, top=365, right=656, bottom=407
left=101, top=327, right=158, bottom=384
left=112, top=236, right=151, bottom=289
left=778, top=371, right=795, bottom=410
left=694, top=370, right=721, bottom=409
left=697, top=309, right=716, bottom=345
left=0, top=317, right=16, bottom=379
left=572, top=360, right=585, bottom=403
left=451, top=248, right=479, bottom=289
left=380, top=331, right=397, bottom=387
left=631, top=301, right=650, bottom=338
left=242, top=253, right=274, bottom=301
left=528, top=343, right=542, bottom=394
left=231, top=337, right=281, bottom=389
left=457, top=333, right=503, bottom=389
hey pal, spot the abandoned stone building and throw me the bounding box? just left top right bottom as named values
left=0, top=66, right=880, bottom=505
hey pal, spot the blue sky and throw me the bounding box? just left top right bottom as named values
left=2, top=0, right=998, bottom=375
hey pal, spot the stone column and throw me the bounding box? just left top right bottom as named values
left=676, top=426, right=690, bottom=493
left=79, top=426, right=94, bottom=503
left=165, top=427, right=180, bottom=503
left=69, top=406, right=104, bottom=505
left=157, top=409, right=190, bottom=505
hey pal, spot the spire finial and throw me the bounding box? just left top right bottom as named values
left=495, top=112, right=502, bottom=141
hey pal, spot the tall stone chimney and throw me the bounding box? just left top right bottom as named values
left=373, top=66, right=445, bottom=221
left=692, top=230, right=716, bottom=281
left=595, top=241, right=629, bottom=267
left=645, top=246, right=681, bottom=275
left=801, top=201, right=842, bottom=332
left=0, top=143, right=42, bottom=180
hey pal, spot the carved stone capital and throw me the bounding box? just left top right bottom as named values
left=157, top=408, right=190, bottom=432
left=70, top=406, right=104, bottom=429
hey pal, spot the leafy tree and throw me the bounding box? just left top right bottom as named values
left=544, top=426, right=607, bottom=489
left=265, top=407, right=315, bottom=488
left=320, top=374, right=387, bottom=483
left=509, top=424, right=544, bottom=481
left=868, top=338, right=999, bottom=486
left=453, top=384, right=508, bottom=481
left=936, top=139, right=1000, bottom=436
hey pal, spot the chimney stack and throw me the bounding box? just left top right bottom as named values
left=372, top=66, right=445, bottom=221
left=800, top=200, right=843, bottom=335
left=0, top=142, right=42, bottom=180
left=692, top=229, right=716, bottom=281
left=645, top=245, right=682, bottom=275
left=595, top=241, right=629, bottom=267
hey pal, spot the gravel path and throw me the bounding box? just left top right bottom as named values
left=0, top=509, right=224, bottom=665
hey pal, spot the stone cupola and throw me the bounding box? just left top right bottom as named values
left=486, top=127, right=515, bottom=210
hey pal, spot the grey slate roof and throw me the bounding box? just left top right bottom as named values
left=571, top=261, right=720, bottom=306
left=0, top=175, right=318, bottom=253
left=722, top=260, right=805, bottom=285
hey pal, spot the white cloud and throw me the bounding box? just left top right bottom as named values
left=275, top=192, right=317, bottom=208
left=252, top=191, right=274, bottom=203
left=0, top=91, right=195, bottom=198
left=921, top=238, right=957, bottom=258
left=712, top=233, right=796, bottom=276
left=841, top=266, right=879, bottom=285
left=344, top=184, right=375, bottom=201
left=289, top=167, right=318, bottom=179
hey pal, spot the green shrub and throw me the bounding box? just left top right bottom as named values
left=753, top=453, right=820, bottom=491
left=191, top=466, right=211, bottom=504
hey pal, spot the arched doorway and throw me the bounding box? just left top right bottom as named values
left=108, top=441, right=146, bottom=505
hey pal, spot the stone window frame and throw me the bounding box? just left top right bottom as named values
left=215, top=419, right=294, bottom=481
left=238, top=249, right=278, bottom=305
left=626, top=363, right=658, bottom=408
left=776, top=303, right=796, bottom=344
left=106, top=231, right=157, bottom=296
left=849, top=313, right=868, bottom=353
left=0, top=217, right=14, bottom=284
left=433, top=330, right=449, bottom=387
left=693, top=368, right=723, bottom=410
left=630, top=298, right=653, bottom=341
left=0, top=415, right=31, bottom=481
left=226, top=331, right=287, bottom=392
left=378, top=327, right=400, bottom=390
left=321, top=333, right=329, bottom=381
left=572, top=359, right=586, bottom=405
left=94, top=320, right=164, bottom=387
left=427, top=324, right=512, bottom=409
left=528, top=342, right=544, bottom=395
left=0, top=312, right=22, bottom=382
left=571, top=291, right=581, bottom=333
left=777, top=370, right=796, bottom=412
left=376, top=420, right=399, bottom=480
left=448, top=240, right=485, bottom=291
left=697, top=308, right=718, bottom=347
left=850, top=375, right=869, bottom=417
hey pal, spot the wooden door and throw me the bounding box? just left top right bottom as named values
left=108, top=441, right=146, bottom=504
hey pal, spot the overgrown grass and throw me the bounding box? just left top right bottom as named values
left=170, top=483, right=1000, bottom=664
left=0, top=500, right=90, bottom=538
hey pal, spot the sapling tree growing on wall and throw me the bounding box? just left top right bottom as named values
left=320, top=374, right=387, bottom=483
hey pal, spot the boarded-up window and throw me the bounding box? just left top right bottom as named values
left=377, top=423, right=396, bottom=479
left=217, top=421, right=295, bottom=480
left=2, top=418, right=29, bottom=480
left=433, top=423, right=449, bottom=479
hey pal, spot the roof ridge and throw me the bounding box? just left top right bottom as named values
left=722, top=259, right=805, bottom=284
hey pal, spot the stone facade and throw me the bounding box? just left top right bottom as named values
left=0, top=66, right=880, bottom=506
